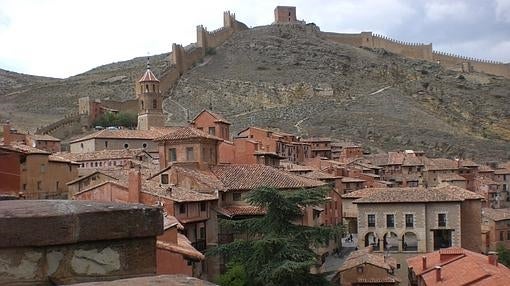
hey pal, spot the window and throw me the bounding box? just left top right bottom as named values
left=186, top=147, right=194, bottom=161
left=56, top=181, right=59, bottom=190
left=368, top=214, right=376, bottom=227
left=80, top=143, right=84, bottom=149
left=200, top=202, right=206, bottom=212
left=37, top=181, right=42, bottom=191
left=153, top=99, right=157, bottom=109
left=438, top=213, right=447, bottom=227
left=507, top=231, right=510, bottom=240
left=169, top=148, right=177, bottom=162
left=22, top=184, right=26, bottom=191
left=221, top=193, right=226, bottom=201
left=199, top=226, right=206, bottom=239
left=179, top=204, right=186, bottom=214
left=152, top=84, right=156, bottom=92
left=141, top=100, right=144, bottom=109
left=501, top=231, right=505, bottom=241
left=197, top=127, right=203, bottom=131
left=386, top=214, right=395, bottom=228
left=40, top=164, right=46, bottom=173
left=208, top=127, right=216, bottom=136
left=124, top=143, right=129, bottom=149
left=405, top=214, right=414, bottom=228
left=145, top=84, right=149, bottom=92
left=233, top=193, right=242, bottom=201
left=142, top=143, right=147, bottom=148
left=161, top=174, right=169, bottom=184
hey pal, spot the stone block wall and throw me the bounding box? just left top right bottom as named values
left=0, top=200, right=163, bottom=285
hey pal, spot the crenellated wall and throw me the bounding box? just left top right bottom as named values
left=321, top=31, right=510, bottom=78
left=160, top=11, right=247, bottom=92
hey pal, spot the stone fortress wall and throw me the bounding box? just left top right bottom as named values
left=321, top=31, right=510, bottom=78
left=159, top=11, right=248, bottom=92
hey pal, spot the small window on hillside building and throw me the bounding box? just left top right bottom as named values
left=200, top=202, right=206, bottom=212
left=105, top=141, right=108, bottom=148
left=438, top=213, right=447, bottom=227
left=186, top=147, right=194, bottom=161
left=386, top=214, right=395, bottom=228
left=169, top=148, right=177, bottom=162
left=368, top=214, right=376, bottom=227
left=405, top=214, right=414, bottom=228
left=153, top=99, right=157, bottom=109
left=161, top=174, right=168, bottom=185
left=233, top=193, right=242, bottom=201
left=37, top=181, right=42, bottom=191
left=179, top=204, right=186, bottom=214
left=208, top=127, right=216, bottom=136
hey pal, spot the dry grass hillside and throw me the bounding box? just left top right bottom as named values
left=167, top=24, right=510, bottom=161
left=0, top=54, right=168, bottom=130
left=1, top=24, right=509, bottom=160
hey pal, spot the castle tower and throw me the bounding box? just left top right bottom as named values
left=136, top=59, right=166, bottom=130
left=274, top=6, right=297, bottom=23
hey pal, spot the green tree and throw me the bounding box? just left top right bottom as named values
left=93, top=112, right=137, bottom=128
left=216, top=262, right=247, bottom=286
left=496, top=244, right=510, bottom=267
left=210, top=187, right=343, bottom=286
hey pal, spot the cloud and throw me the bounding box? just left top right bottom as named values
left=0, top=0, right=508, bottom=78
left=495, top=0, right=510, bottom=22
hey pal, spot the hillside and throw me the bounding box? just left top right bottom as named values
left=167, top=24, right=510, bottom=160
left=0, top=54, right=169, bottom=130
left=1, top=24, right=509, bottom=160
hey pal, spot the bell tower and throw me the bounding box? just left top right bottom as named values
left=137, top=59, right=166, bottom=130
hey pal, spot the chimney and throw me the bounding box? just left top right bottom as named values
left=128, top=167, right=141, bottom=203
left=3, top=122, right=11, bottom=145
left=422, top=256, right=427, bottom=270
left=488, top=251, right=498, bottom=266
left=435, top=266, right=442, bottom=282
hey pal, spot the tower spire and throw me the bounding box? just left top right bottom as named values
left=146, top=56, right=150, bottom=70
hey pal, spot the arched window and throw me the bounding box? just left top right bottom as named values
left=152, top=84, right=156, bottom=92
left=145, top=84, right=149, bottom=92
left=141, top=101, right=144, bottom=110
left=140, top=85, right=143, bottom=93
left=153, top=99, right=157, bottom=109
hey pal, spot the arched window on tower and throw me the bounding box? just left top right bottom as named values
left=153, top=99, right=157, bottom=109
left=140, top=85, right=143, bottom=93
left=152, top=84, right=156, bottom=92
left=141, top=101, right=144, bottom=110
left=145, top=84, right=149, bottom=92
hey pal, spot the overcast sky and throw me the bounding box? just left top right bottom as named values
left=1, top=0, right=509, bottom=78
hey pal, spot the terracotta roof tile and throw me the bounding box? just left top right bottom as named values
left=48, top=154, right=79, bottom=164
left=154, top=127, right=223, bottom=141
left=172, top=166, right=225, bottom=191
left=424, top=158, right=459, bottom=171
left=211, top=164, right=325, bottom=191
left=142, top=180, right=217, bottom=202
left=138, top=68, right=159, bottom=82
left=70, top=128, right=173, bottom=143
left=437, top=173, right=467, bottom=182
left=350, top=185, right=482, bottom=204
left=337, top=247, right=396, bottom=272
left=157, top=235, right=204, bottom=261
left=478, top=165, right=495, bottom=172
left=217, top=205, right=266, bottom=217
left=55, top=149, right=148, bottom=162
left=494, top=168, right=510, bottom=175
left=301, top=170, right=340, bottom=180
left=482, top=208, right=510, bottom=221
left=192, top=109, right=231, bottom=125
left=407, top=247, right=510, bottom=286
left=459, top=159, right=479, bottom=168
left=0, top=143, right=50, bottom=155
left=341, top=177, right=366, bottom=183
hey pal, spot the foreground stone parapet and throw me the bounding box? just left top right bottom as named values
left=0, top=200, right=163, bottom=285
left=69, top=274, right=217, bottom=285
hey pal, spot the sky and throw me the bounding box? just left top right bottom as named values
left=0, top=0, right=509, bottom=78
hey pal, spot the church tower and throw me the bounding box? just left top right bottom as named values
left=136, top=59, right=166, bottom=130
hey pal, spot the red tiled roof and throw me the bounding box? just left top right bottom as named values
left=0, top=143, right=50, bottom=155
left=407, top=247, right=510, bottom=286
left=48, top=154, right=79, bottom=164
left=154, top=127, right=223, bottom=141
left=217, top=205, right=266, bottom=217
left=337, top=247, right=397, bottom=273
left=494, top=168, right=510, bottom=175
left=192, top=109, right=231, bottom=124
left=70, top=128, right=173, bottom=143
left=482, top=208, right=510, bottom=221
left=478, top=165, right=495, bottom=173
left=157, top=235, right=204, bottom=261
left=348, top=185, right=483, bottom=204
left=138, top=68, right=159, bottom=82
left=142, top=179, right=217, bottom=202
left=459, top=159, right=479, bottom=168
left=211, top=164, right=325, bottom=191
left=55, top=149, right=148, bottom=162
left=341, top=177, right=366, bottom=183
left=437, top=173, right=467, bottom=182
left=424, top=158, right=459, bottom=171
left=301, top=170, right=340, bottom=180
